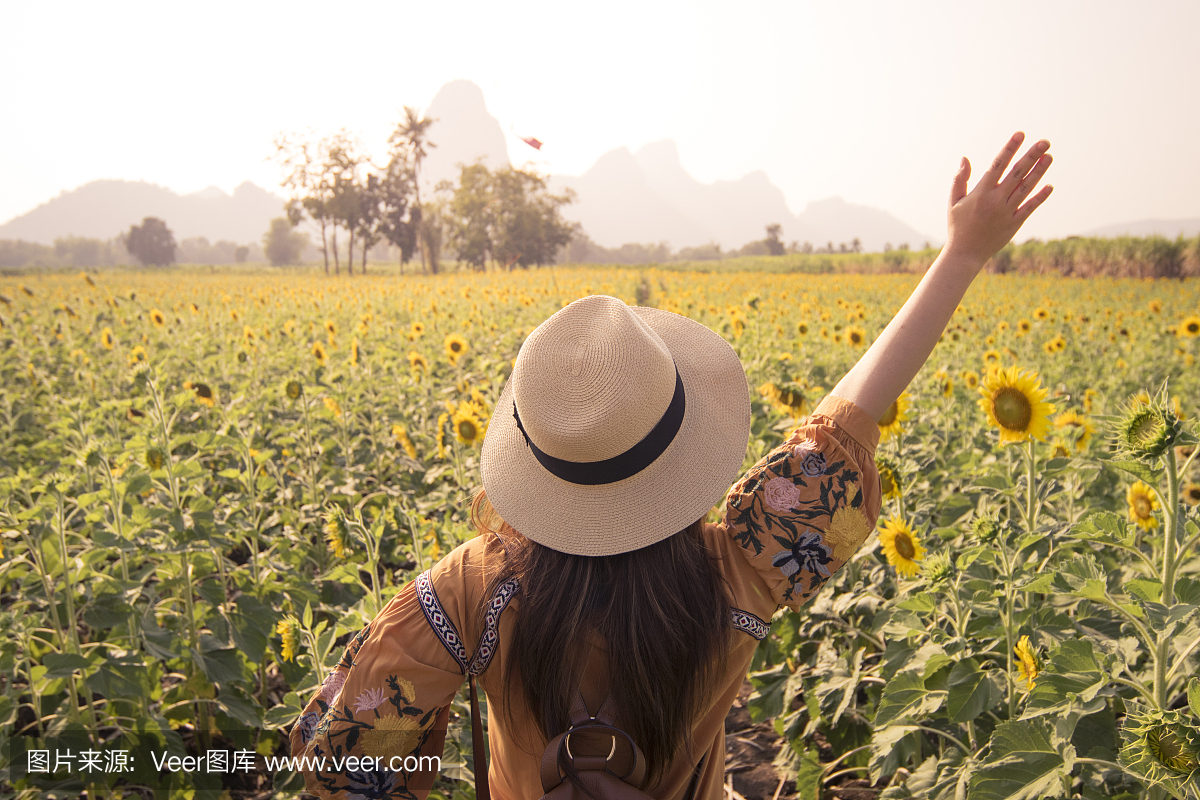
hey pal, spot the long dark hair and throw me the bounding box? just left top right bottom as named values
left=472, top=491, right=732, bottom=787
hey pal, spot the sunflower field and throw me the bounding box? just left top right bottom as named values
left=1, top=266, right=1199, bottom=799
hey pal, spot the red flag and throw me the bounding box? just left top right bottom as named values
left=521, top=137, right=543, bottom=150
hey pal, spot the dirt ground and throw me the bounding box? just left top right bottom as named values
left=723, top=681, right=887, bottom=800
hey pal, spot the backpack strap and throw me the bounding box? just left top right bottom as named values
left=539, top=692, right=648, bottom=793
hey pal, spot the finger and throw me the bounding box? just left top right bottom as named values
left=1000, top=140, right=1050, bottom=199
left=981, top=131, right=1025, bottom=185
left=1010, top=154, right=1053, bottom=206
left=950, top=157, right=971, bottom=206
left=1015, top=184, right=1054, bottom=225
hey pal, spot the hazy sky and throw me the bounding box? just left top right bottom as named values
left=4, top=0, right=1199, bottom=242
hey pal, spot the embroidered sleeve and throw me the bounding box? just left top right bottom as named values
left=723, top=394, right=882, bottom=611
left=289, top=574, right=468, bottom=799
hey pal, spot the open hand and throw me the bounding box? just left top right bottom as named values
left=944, top=132, right=1053, bottom=265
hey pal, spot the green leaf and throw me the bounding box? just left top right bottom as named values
left=897, top=594, right=936, bottom=614
left=123, top=473, right=152, bottom=496
left=1188, top=677, right=1200, bottom=719
left=1016, top=572, right=1056, bottom=593
left=42, top=652, right=90, bottom=678
left=85, top=653, right=151, bottom=698
left=1108, top=459, right=1163, bottom=484
left=1125, top=578, right=1163, bottom=603
left=869, top=725, right=920, bottom=783
left=793, top=747, right=822, bottom=800
left=974, top=475, right=1011, bottom=490
left=1023, top=639, right=1107, bottom=719
left=1070, top=510, right=1134, bottom=547
left=946, top=658, right=1004, bottom=723
left=302, top=600, right=313, bottom=630
left=1054, top=553, right=1109, bottom=601
left=215, top=685, right=262, bottom=728
left=969, top=720, right=1075, bottom=800
left=875, top=670, right=947, bottom=727
left=227, top=611, right=269, bottom=664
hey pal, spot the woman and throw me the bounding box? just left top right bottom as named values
left=290, top=132, right=1053, bottom=800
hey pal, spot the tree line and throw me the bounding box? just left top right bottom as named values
left=272, top=109, right=576, bottom=276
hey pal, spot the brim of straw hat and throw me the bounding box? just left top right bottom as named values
left=481, top=304, right=751, bottom=556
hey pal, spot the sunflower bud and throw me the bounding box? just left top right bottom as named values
left=921, top=550, right=954, bottom=586
left=285, top=380, right=303, bottom=400
left=145, top=448, right=165, bottom=471
left=972, top=514, right=1001, bottom=544
left=1120, top=706, right=1200, bottom=788
left=1114, top=390, right=1182, bottom=461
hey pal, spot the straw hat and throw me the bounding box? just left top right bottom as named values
left=481, top=295, right=751, bottom=556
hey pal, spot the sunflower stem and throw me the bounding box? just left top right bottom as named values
left=1154, top=448, right=1181, bottom=709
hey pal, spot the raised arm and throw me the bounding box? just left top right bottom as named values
left=831, top=132, right=1054, bottom=420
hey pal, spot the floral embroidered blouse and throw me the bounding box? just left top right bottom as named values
left=290, top=395, right=882, bottom=800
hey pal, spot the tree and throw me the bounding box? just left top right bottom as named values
left=125, top=217, right=176, bottom=266
left=275, top=133, right=335, bottom=274
left=447, top=162, right=496, bottom=270
left=764, top=223, right=785, bottom=256
left=263, top=218, right=307, bottom=266
left=234, top=246, right=249, bottom=263
left=389, top=107, right=437, bottom=272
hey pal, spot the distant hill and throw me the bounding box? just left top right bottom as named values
left=408, top=80, right=935, bottom=252
left=548, top=140, right=935, bottom=252
left=420, top=80, right=511, bottom=194
left=1082, top=217, right=1200, bottom=239
left=0, top=180, right=285, bottom=246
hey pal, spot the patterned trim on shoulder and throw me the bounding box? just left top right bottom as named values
left=415, top=570, right=469, bottom=673
left=468, top=577, right=520, bottom=675
left=731, top=608, right=769, bottom=640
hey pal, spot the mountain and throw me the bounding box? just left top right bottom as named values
left=550, top=139, right=935, bottom=252
left=420, top=79, right=511, bottom=194
left=0, top=180, right=285, bottom=245
left=1082, top=217, right=1200, bottom=239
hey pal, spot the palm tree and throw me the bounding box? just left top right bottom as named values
left=389, top=107, right=437, bottom=272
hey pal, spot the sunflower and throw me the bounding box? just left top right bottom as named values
left=285, top=380, right=303, bottom=400
left=978, top=365, right=1055, bottom=443
left=323, top=508, right=350, bottom=559
left=1148, top=299, right=1162, bottom=314
left=100, top=327, right=115, bottom=350
left=877, top=517, right=925, bottom=577
left=323, top=396, right=343, bottom=418
left=845, top=326, right=867, bottom=347
left=349, top=337, right=360, bottom=367
left=435, top=412, right=449, bottom=459
left=996, top=320, right=1010, bottom=332
left=1033, top=307, right=1049, bottom=321
left=407, top=350, right=429, bottom=374
left=1042, top=335, right=1066, bottom=354
left=1053, top=409, right=1094, bottom=452
left=983, top=349, right=1001, bottom=366
left=1183, top=482, right=1200, bottom=506
left=145, top=447, right=165, bottom=471
left=127, top=345, right=148, bottom=368
left=149, top=308, right=166, bottom=327
left=324, top=319, right=338, bottom=337
left=409, top=321, right=425, bottom=341
left=312, top=341, right=327, bottom=365
left=392, top=424, right=418, bottom=459
left=960, top=370, right=979, bottom=390
left=445, top=334, right=468, bottom=365
left=452, top=403, right=485, bottom=446
left=1126, top=481, right=1160, bottom=531
left=1178, top=315, right=1200, bottom=338
left=1014, top=635, right=1040, bottom=691
left=877, top=393, right=910, bottom=441
left=1016, top=319, right=1031, bottom=336
left=275, top=616, right=301, bottom=662
left=933, top=369, right=953, bottom=398
left=190, top=382, right=215, bottom=407
left=876, top=454, right=901, bottom=500
left=797, top=322, right=809, bottom=335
